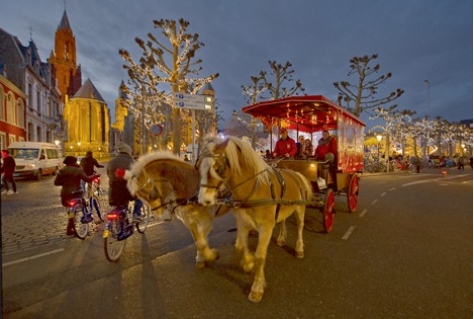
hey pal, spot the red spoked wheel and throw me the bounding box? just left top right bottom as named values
left=347, top=174, right=360, bottom=213
left=322, top=188, right=335, bottom=233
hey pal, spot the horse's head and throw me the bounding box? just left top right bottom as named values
left=197, top=136, right=230, bottom=206
left=125, top=163, right=176, bottom=222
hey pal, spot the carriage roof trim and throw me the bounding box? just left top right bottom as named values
left=241, top=95, right=366, bottom=133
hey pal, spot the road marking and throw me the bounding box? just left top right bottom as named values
left=358, top=209, right=367, bottom=218
left=2, top=248, right=65, bottom=267
left=389, top=188, right=396, bottom=191
left=371, top=199, right=378, bottom=205
left=380, top=192, right=386, bottom=197
left=342, top=226, right=355, bottom=240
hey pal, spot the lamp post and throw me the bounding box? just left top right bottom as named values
left=376, top=134, right=383, bottom=162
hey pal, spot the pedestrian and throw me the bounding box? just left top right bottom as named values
left=107, top=142, right=143, bottom=222
left=273, top=128, right=297, bottom=158
left=54, top=156, right=99, bottom=235
left=457, top=157, right=465, bottom=170
left=184, top=154, right=190, bottom=162
left=414, top=156, right=422, bottom=173
left=1, top=149, right=17, bottom=195
left=469, top=155, right=473, bottom=169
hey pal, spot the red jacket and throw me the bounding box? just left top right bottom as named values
left=314, top=136, right=337, bottom=160
left=273, top=137, right=297, bottom=157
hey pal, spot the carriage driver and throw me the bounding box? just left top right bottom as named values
left=272, top=128, right=297, bottom=158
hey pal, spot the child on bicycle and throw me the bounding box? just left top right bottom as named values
left=107, top=142, right=143, bottom=222
left=54, top=156, right=100, bottom=235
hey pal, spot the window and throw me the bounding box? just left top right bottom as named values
left=6, top=92, right=14, bottom=124
left=17, top=99, right=24, bottom=128
left=0, top=86, right=4, bottom=121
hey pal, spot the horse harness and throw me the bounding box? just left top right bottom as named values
left=200, top=152, right=309, bottom=221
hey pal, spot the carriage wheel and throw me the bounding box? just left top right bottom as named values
left=347, top=174, right=360, bottom=213
left=322, top=188, right=335, bottom=233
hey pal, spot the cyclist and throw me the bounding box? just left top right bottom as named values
left=54, top=156, right=100, bottom=235
left=107, top=142, right=143, bottom=223
left=80, top=150, right=104, bottom=176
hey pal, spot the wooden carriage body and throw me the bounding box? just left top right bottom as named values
left=242, top=95, right=365, bottom=192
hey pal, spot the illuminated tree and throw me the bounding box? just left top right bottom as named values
left=119, top=18, right=219, bottom=154
left=334, top=54, right=404, bottom=117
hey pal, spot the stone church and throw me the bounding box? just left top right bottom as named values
left=48, top=10, right=110, bottom=157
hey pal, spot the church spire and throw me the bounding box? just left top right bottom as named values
left=58, top=10, right=72, bottom=30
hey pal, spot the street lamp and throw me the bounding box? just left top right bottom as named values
left=376, top=134, right=383, bottom=161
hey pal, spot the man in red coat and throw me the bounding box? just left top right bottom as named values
left=314, top=130, right=337, bottom=162
left=1, top=149, right=17, bottom=195
left=273, top=128, right=297, bottom=158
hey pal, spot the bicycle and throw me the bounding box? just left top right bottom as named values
left=65, top=190, right=96, bottom=239
left=103, top=200, right=150, bottom=261
left=84, top=174, right=107, bottom=223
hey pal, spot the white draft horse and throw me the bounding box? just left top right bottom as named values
left=124, top=152, right=231, bottom=268
left=197, top=135, right=314, bottom=303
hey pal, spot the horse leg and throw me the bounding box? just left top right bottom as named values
left=276, top=220, right=287, bottom=246
left=234, top=214, right=254, bottom=273
left=248, top=225, right=273, bottom=303
left=293, top=206, right=305, bottom=258
left=179, top=209, right=218, bottom=268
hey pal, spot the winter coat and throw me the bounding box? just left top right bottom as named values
left=54, top=165, right=95, bottom=206
left=80, top=155, right=104, bottom=175
left=314, top=136, right=337, bottom=161
left=273, top=137, right=298, bottom=157
left=1, top=155, right=16, bottom=176
left=107, top=152, right=136, bottom=206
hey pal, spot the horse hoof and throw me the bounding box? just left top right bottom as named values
left=242, top=261, right=254, bottom=273
left=276, top=239, right=285, bottom=247
left=248, top=291, right=263, bottom=303
left=196, top=261, right=206, bottom=269
left=295, top=251, right=304, bottom=259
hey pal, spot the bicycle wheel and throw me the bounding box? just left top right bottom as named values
left=90, top=194, right=105, bottom=222
left=73, top=205, right=89, bottom=239
left=103, top=219, right=126, bottom=262
left=96, top=187, right=108, bottom=222
left=136, top=205, right=150, bottom=234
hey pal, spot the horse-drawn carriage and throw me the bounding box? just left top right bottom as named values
left=241, top=95, right=366, bottom=232
left=124, top=94, right=365, bottom=303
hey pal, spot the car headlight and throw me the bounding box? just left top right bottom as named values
left=26, top=164, right=37, bottom=169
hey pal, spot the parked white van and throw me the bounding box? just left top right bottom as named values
left=8, top=142, right=63, bottom=180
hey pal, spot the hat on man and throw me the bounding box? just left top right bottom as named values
left=117, top=142, right=132, bottom=155
left=63, top=156, right=78, bottom=165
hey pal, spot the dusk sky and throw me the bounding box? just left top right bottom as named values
left=2, top=0, right=472, bottom=129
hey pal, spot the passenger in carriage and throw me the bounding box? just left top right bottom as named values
left=300, top=139, right=314, bottom=158
left=314, top=130, right=337, bottom=163
left=314, top=130, right=337, bottom=181
left=272, top=128, right=297, bottom=158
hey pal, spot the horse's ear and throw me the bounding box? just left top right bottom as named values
left=214, top=134, right=229, bottom=152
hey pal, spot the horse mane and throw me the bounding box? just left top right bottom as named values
left=129, top=152, right=199, bottom=199
left=221, top=136, right=270, bottom=185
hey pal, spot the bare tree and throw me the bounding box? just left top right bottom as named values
left=258, top=60, right=306, bottom=100
left=334, top=54, right=404, bottom=117
left=119, top=18, right=218, bottom=154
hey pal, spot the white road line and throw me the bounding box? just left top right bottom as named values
left=342, top=226, right=355, bottom=240
left=2, top=248, right=65, bottom=267
left=380, top=192, right=386, bottom=197
left=371, top=199, right=378, bottom=205
left=358, top=209, right=367, bottom=217
left=389, top=188, right=396, bottom=191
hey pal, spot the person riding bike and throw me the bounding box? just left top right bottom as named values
left=107, top=142, right=143, bottom=223
left=54, top=156, right=100, bottom=235
left=80, top=150, right=104, bottom=190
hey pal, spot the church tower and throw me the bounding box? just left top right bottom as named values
left=48, top=9, right=82, bottom=104
left=63, top=78, right=110, bottom=157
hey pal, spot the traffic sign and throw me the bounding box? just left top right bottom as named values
left=174, top=93, right=213, bottom=110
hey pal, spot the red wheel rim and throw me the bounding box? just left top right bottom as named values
left=323, top=189, right=335, bottom=233
left=348, top=175, right=359, bottom=213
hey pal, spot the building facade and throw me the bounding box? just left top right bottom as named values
left=0, top=27, right=64, bottom=147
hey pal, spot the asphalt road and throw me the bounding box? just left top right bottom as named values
left=1, top=166, right=472, bottom=318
